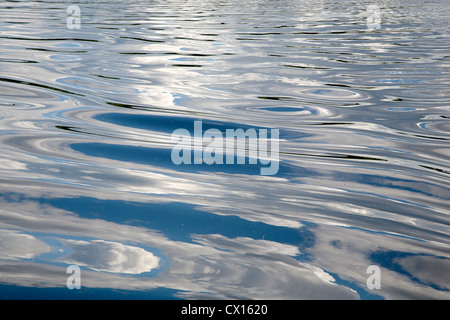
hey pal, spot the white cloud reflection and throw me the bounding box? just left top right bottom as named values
left=0, top=196, right=358, bottom=299
left=59, top=239, right=159, bottom=274
left=312, top=224, right=450, bottom=299
left=0, top=229, right=50, bottom=261
left=1, top=194, right=449, bottom=299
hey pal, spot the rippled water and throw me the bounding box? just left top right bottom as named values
left=1, top=0, right=449, bottom=299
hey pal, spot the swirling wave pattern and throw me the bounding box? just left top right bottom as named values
left=0, top=0, right=449, bottom=299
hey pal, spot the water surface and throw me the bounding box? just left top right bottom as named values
left=0, top=0, right=449, bottom=299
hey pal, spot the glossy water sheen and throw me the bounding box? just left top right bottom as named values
left=0, top=0, right=449, bottom=300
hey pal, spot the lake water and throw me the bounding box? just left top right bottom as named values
left=0, top=0, right=449, bottom=299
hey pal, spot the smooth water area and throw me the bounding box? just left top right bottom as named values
left=0, top=0, right=449, bottom=299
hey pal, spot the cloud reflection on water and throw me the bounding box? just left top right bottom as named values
left=0, top=0, right=449, bottom=300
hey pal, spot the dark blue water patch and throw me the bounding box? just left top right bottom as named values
left=72, top=142, right=278, bottom=176
left=369, top=250, right=450, bottom=293
left=42, top=196, right=314, bottom=250
left=94, top=112, right=310, bottom=140
left=96, top=112, right=259, bottom=134
left=386, top=107, right=417, bottom=112
left=70, top=142, right=315, bottom=178
left=0, top=283, right=182, bottom=300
